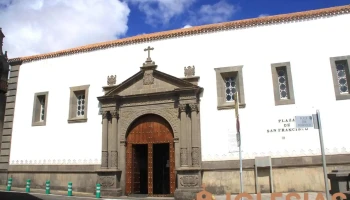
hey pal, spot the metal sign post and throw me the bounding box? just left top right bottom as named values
left=295, top=110, right=330, bottom=200
left=314, top=110, right=330, bottom=200
left=234, top=92, right=243, bottom=195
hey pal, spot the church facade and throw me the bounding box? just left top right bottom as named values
left=1, top=4, right=350, bottom=199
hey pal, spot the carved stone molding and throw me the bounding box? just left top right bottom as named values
left=192, top=147, right=200, bottom=166
left=122, top=97, right=175, bottom=107
left=98, top=176, right=115, bottom=188
left=101, top=151, right=108, bottom=168
left=179, top=175, right=199, bottom=187
left=179, top=104, right=187, bottom=113
left=179, top=95, right=196, bottom=100
left=143, top=70, right=154, bottom=85
left=189, top=104, right=199, bottom=112
left=102, top=111, right=108, bottom=119
left=110, top=151, right=118, bottom=168
left=180, top=148, right=187, bottom=166
left=120, top=108, right=179, bottom=139
left=110, top=110, right=118, bottom=118
left=101, top=102, right=116, bottom=108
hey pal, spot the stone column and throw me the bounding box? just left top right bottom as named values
left=101, top=111, right=108, bottom=168
left=119, top=141, right=126, bottom=195
left=190, top=104, right=200, bottom=167
left=179, top=104, right=188, bottom=167
left=186, top=106, right=192, bottom=166
left=110, top=110, right=119, bottom=169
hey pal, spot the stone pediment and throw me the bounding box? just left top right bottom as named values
left=104, top=69, right=199, bottom=97
left=97, top=46, right=203, bottom=108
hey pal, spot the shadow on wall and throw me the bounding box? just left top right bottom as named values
left=0, top=191, right=44, bottom=200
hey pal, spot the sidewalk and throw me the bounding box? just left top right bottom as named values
left=0, top=185, right=105, bottom=199
left=0, top=186, right=327, bottom=200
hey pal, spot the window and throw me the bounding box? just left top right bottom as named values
left=224, top=76, right=237, bottom=102
left=271, top=62, right=295, bottom=106
left=330, top=56, right=350, bottom=100
left=214, top=66, right=246, bottom=110
left=32, top=92, right=49, bottom=126
left=76, top=92, right=86, bottom=117
left=276, top=67, right=289, bottom=100
left=68, top=85, right=89, bottom=123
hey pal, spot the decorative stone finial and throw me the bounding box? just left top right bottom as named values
left=184, top=66, right=195, bottom=77
left=107, top=75, right=116, bottom=86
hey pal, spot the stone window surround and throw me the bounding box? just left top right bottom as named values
left=330, top=55, right=350, bottom=101
left=32, top=92, right=49, bottom=126
left=214, top=65, right=246, bottom=110
left=68, top=85, right=90, bottom=123
left=271, top=62, right=295, bottom=106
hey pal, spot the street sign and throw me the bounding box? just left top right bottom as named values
left=295, top=116, right=314, bottom=128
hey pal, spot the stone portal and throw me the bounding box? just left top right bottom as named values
left=96, top=47, right=203, bottom=199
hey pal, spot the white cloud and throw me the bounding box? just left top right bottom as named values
left=127, top=0, right=196, bottom=26
left=182, top=24, right=192, bottom=29
left=258, top=14, right=269, bottom=18
left=129, top=0, right=238, bottom=27
left=187, top=0, right=239, bottom=25
left=0, top=0, right=130, bottom=58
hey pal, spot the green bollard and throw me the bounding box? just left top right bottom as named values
left=67, top=182, right=72, bottom=196
left=6, top=177, right=12, bottom=191
left=45, top=180, right=50, bottom=194
left=25, top=179, right=31, bottom=193
left=96, top=183, right=101, bottom=198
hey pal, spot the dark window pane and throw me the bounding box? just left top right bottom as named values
left=277, top=70, right=285, bottom=76
left=336, top=64, right=344, bottom=71
left=339, top=78, right=347, bottom=85
left=281, top=91, right=287, bottom=98
left=340, top=86, right=348, bottom=92
left=279, top=77, right=285, bottom=83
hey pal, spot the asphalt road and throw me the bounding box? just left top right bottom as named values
left=0, top=191, right=114, bottom=200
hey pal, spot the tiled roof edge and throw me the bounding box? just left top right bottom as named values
left=8, top=4, right=350, bottom=64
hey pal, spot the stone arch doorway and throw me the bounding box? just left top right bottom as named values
left=125, top=114, right=175, bottom=196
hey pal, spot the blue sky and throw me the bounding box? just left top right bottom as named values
left=125, top=0, right=350, bottom=38
left=0, top=0, right=349, bottom=58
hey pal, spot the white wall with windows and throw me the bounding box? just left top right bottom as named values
left=8, top=13, right=350, bottom=165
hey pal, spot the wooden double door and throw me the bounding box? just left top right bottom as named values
left=126, top=114, right=175, bottom=196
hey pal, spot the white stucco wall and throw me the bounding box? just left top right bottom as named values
left=9, top=13, right=350, bottom=165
